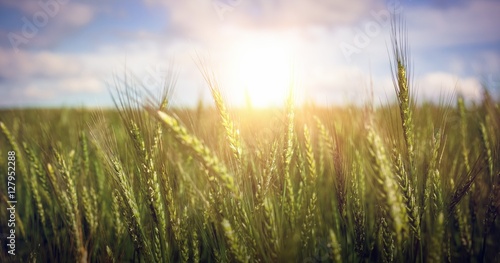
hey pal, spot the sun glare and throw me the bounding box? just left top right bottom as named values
left=228, top=38, right=294, bottom=108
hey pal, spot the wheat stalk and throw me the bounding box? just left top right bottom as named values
left=263, top=197, right=279, bottom=260
left=389, top=17, right=415, bottom=180
left=350, top=152, right=366, bottom=257
left=156, top=110, right=238, bottom=198
left=329, top=229, right=342, bottom=263
left=367, top=126, right=408, bottom=246
left=196, top=55, right=244, bottom=173
left=301, top=125, right=317, bottom=250
left=428, top=213, right=445, bottom=262
left=392, top=147, right=420, bottom=239
left=23, top=143, right=46, bottom=226
left=480, top=120, right=494, bottom=180
left=458, top=97, right=471, bottom=172
left=282, top=90, right=296, bottom=221
left=222, top=218, right=249, bottom=262
left=1, top=122, right=28, bottom=183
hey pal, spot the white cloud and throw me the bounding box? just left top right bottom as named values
left=1, top=0, right=497, bottom=107
left=31, top=2, right=96, bottom=47
left=58, top=3, right=94, bottom=27
left=416, top=72, right=482, bottom=103
left=471, top=51, right=500, bottom=75
left=407, top=0, right=500, bottom=48
left=145, top=0, right=382, bottom=42
left=304, top=69, right=484, bottom=106
left=22, top=84, right=56, bottom=99
left=0, top=48, right=81, bottom=79
left=2, top=1, right=96, bottom=49
left=0, top=39, right=199, bottom=106
left=57, top=77, right=104, bottom=93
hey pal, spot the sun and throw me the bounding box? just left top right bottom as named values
left=228, top=38, right=294, bottom=108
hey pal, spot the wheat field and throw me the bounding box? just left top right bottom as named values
left=0, top=21, right=499, bottom=263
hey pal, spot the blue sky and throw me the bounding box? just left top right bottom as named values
left=0, top=0, right=499, bottom=108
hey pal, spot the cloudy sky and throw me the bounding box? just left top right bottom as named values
left=0, top=0, right=499, bottom=108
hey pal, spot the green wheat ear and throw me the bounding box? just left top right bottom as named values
left=1, top=122, right=28, bottom=179
left=367, top=126, right=408, bottom=247
left=156, top=110, right=238, bottom=198
left=203, top=67, right=244, bottom=166
left=329, top=229, right=342, bottom=263
left=110, top=158, right=154, bottom=262
left=392, top=148, right=420, bottom=240
left=222, top=218, right=250, bottom=262
left=389, top=16, right=415, bottom=178
left=23, top=143, right=46, bottom=226
left=350, top=149, right=366, bottom=257
left=303, top=125, right=317, bottom=183
left=458, top=97, right=470, bottom=173
left=480, top=119, right=494, bottom=180
left=263, top=197, right=279, bottom=260
left=282, top=89, right=296, bottom=221
left=301, top=124, right=318, bottom=250
left=428, top=212, right=445, bottom=262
